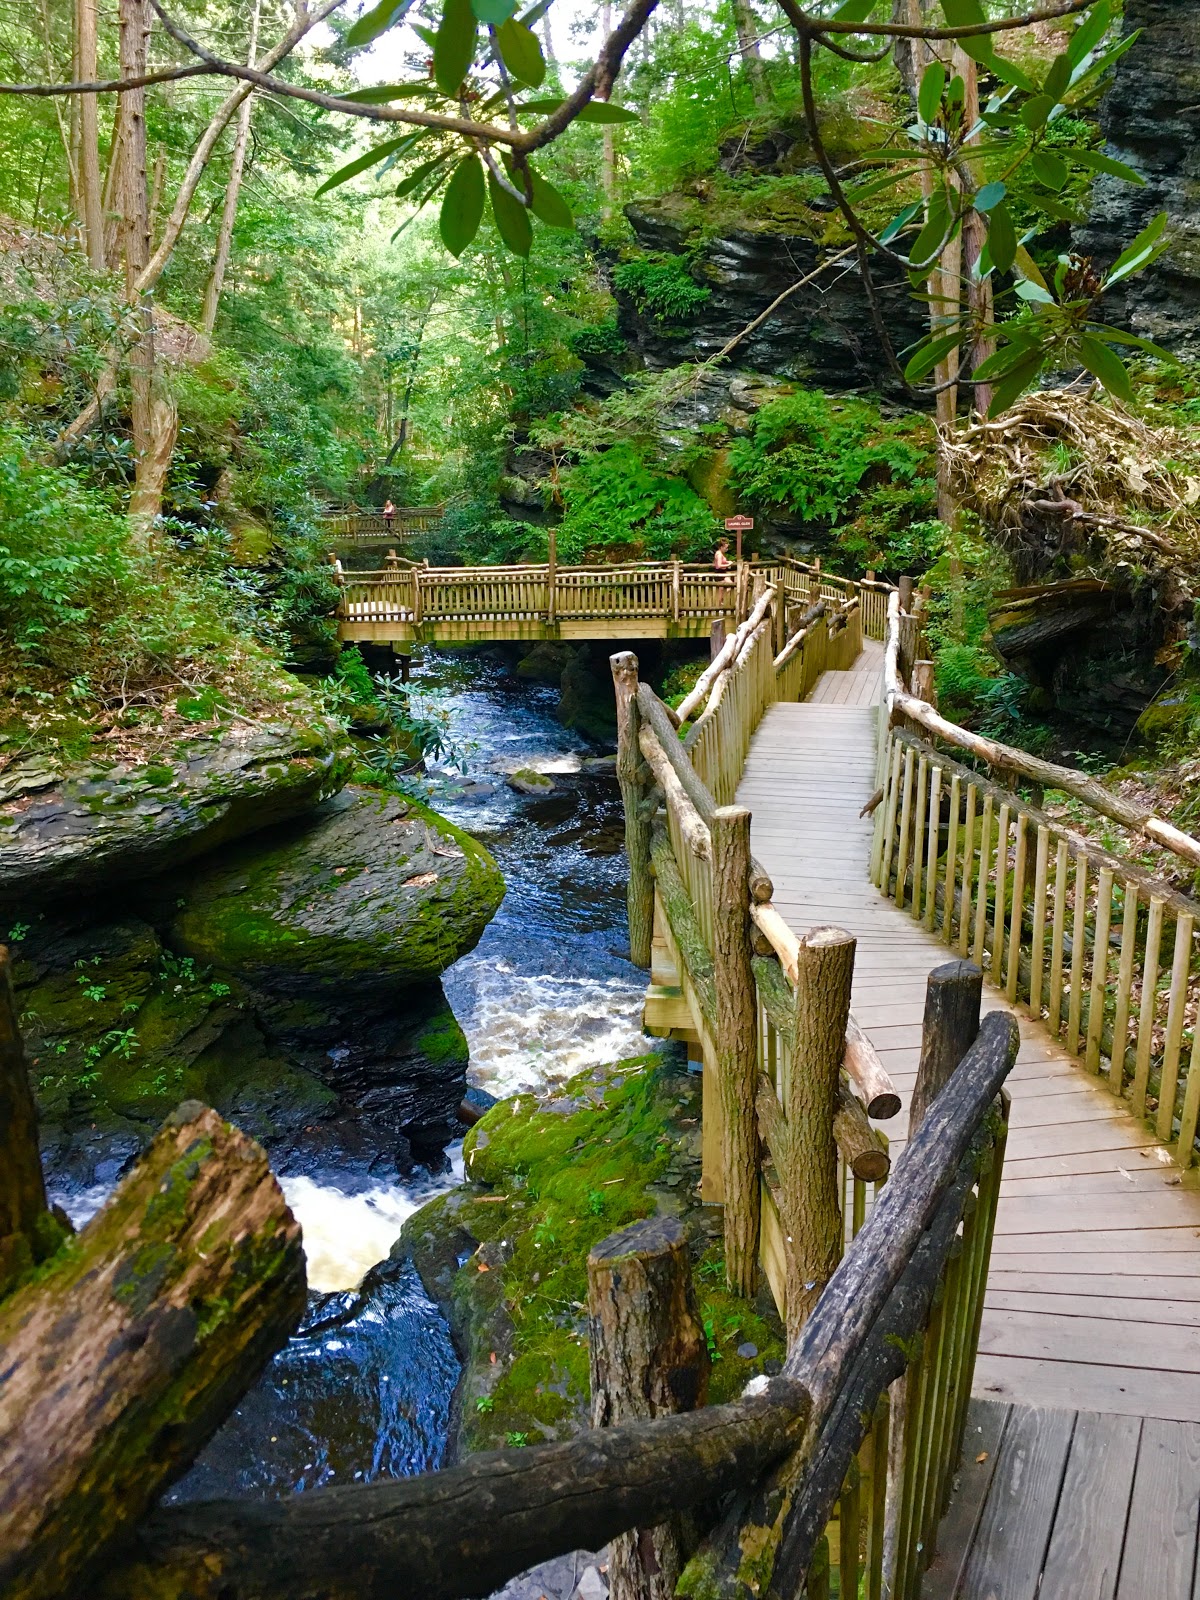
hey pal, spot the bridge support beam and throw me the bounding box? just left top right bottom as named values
left=611, top=652, right=654, bottom=969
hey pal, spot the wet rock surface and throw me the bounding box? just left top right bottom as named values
left=0, top=715, right=350, bottom=909
left=1077, top=0, right=1200, bottom=355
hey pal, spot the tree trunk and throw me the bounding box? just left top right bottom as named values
left=589, top=1215, right=711, bottom=1600
left=201, top=0, right=262, bottom=334
left=711, top=806, right=760, bottom=1297
left=75, top=0, right=104, bottom=267
left=732, top=0, right=770, bottom=106
left=600, top=0, right=617, bottom=219
left=0, top=948, right=63, bottom=1298
left=785, top=927, right=855, bottom=1338
left=612, top=653, right=654, bottom=968
left=0, top=1102, right=305, bottom=1600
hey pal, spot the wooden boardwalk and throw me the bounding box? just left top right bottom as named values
left=738, top=638, right=1200, bottom=1595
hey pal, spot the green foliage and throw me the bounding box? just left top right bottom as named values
left=556, top=443, right=719, bottom=562
left=728, top=389, right=937, bottom=559
left=612, top=254, right=711, bottom=331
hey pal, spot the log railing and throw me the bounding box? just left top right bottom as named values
left=321, top=506, right=443, bottom=540
left=875, top=590, right=1200, bottom=1167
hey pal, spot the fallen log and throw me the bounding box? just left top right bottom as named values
left=0, top=1101, right=306, bottom=1600
left=95, top=1384, right=811, bottom=1600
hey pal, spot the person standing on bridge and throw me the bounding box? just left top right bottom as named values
left=382, top=498, right=396, bottom=531
left=713, top=537, right=734, bottom=583
left=327, top=550, right=344, bottom=586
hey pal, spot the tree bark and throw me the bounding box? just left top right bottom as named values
left=711, top=806, right=760, bottom=1297
left=200, top=0, right=262, bottom=335
left=732, top=0, right=770, bottom=106
left=909, top=961, right=983, bottom=1135
left=785, top=927, right=855, bottom=1338
left=0, top=1102, right=305, bottom=1600
left=600, top=0, right=617, bottom=219
left=74, top=0, right=104, bottom=267
left=832, top=1082, right=890, bottom=1183
left=0, top=948, right=62, bottom=1298
left=117, top=0, right=162, bottom=539
left=588, top=1216, right=710, bottom=1600
left=612, top=653, right=654, bottom=968
left=96, top=1385, right=810, bottom=1600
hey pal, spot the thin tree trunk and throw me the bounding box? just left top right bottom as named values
left=959, top=53, right=994, bottom=417
left=600, top=0, right=616, bottom=220
left=732, top=0, right=769, bottom=107
left=200, top=0, right=262, bottom=335
left=75, top=0, right=104, bottom=267
left=118, top=0, right=162, bottom=540
left=100, top=97, right=125, bottom=269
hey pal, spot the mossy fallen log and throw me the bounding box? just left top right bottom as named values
left=0, top=1101, right=306, bottom=1600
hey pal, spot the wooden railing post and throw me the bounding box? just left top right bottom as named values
left=671, top=557, right=681, bottom=623
left=711, top=806, right=760, bottom=1297
left=588, top=1216, right=710, bottom=1600
left=785, top=927, right=855, bottom=1339
left=546, top=528, right=557, bottom=624
left=612, top=653, right=654, bottom=969
left=884, top=959, right=984, bottom=1593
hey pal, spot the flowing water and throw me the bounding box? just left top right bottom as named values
left=172, top=648, right=655, bottom=1497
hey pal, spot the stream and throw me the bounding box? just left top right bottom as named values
left=173, top=649, right=655, bottom=1500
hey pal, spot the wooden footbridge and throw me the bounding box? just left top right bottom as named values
left=335, top=552, right=891, bottom=647
left=617, top=574, right=1200, bottom=1598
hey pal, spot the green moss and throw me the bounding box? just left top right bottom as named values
left=442, top=1055, right=784, bottom=1451
left=413, top=1009, right=469, bottom=1068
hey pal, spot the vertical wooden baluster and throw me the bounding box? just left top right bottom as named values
left=895, top=748, right=916, bottom=911
left=1048, top=838, right=1070, bottom=1037
left=1156, top=913, right=1194, bottom=1144
left=956, top=784, right=977, bottom=957
left=877, top=739, right=903, bottom=896
left=972, top=793, right=994, bottom=968
left=1110, top=884, right=1140, bottom=1098
left=990, top=803, right=1010, bottom=986
left=1005, top=812, right=1028, bottom=1003
left=1131, top=895, right=1165, bottom=1120
left=1085, top=866, right=1114, bottom=1073
left=942, top=772, right=961, bottom=942
left=1067, top=852, right=1088, bottom=1057
left=1028, top=825, right=1051, bottom=1019
left=924, top=766, right=943, bottom=931
left=1175, top=998, right=1200, bottom=1167
left=911, top=754, right=928, bottom=918
left=866, top=1400, right=889, bottom=1600
left=839, top=1465, right=862, bottom=1600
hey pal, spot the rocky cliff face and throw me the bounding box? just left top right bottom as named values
left=1077, top=0, right=1200, bottom=355
left=609, top=193, right=927, bottom=392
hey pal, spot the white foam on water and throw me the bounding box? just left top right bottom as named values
left=462, top=964, right=653, bottom=1100
left=280, top=1149, right=465, bottom=1295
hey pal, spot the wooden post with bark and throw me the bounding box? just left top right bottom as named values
left=883, top=959, right=984, bottom=1593
left=612, top=652, right=653, bottom=969
left=711, top=806, right=760, bottom=1296
left=0, top=948, right=63, bottom=1297
left=588, top=1216, right=711, bottom=1600
left=785, top=927, right=855, bottom=1337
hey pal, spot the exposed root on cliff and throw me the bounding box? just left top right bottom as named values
left=942, top=389, right=1200, bottom=597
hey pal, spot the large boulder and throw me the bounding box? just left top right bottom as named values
left=166, top=787, right=504, bottom=992
left=0, top=714, right=350, bottom=910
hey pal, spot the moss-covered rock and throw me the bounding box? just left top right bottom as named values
left=167, top=786, right=504, bottom=992
left=0, top=713, right=351, bottom=910
left=375, top=1055, right=785, bottom=1460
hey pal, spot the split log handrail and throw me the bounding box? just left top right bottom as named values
left=877, top=588, right=1200, bottom=1166
left=90, top=1000, right=1013, bottom=1600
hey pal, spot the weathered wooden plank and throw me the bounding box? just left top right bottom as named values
left=1038, top=1411, right=1141, bottom=1600
left=955, top=1406, right=1075, bottom=1600
left=1116, top=1419, right=1200, bottom=1599
left=979, top=1307, right=1200, bottom=1374
left=986, top=1290, right=1200, bottom=1326
left=971, top=1357, right=1200, bottom=1423
left=919, top=1399, right=1012, bottom=1600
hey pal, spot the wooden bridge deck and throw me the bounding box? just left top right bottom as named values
left=738, top=639, right=1200, bottom=1595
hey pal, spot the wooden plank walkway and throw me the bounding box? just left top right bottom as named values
left=737, top=637, right=1200, bottom=1423
left=923, top=1397, right=1200, bottom=1599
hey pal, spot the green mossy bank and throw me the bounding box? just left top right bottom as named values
left=380, top=1055, right=785, bottom=1459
